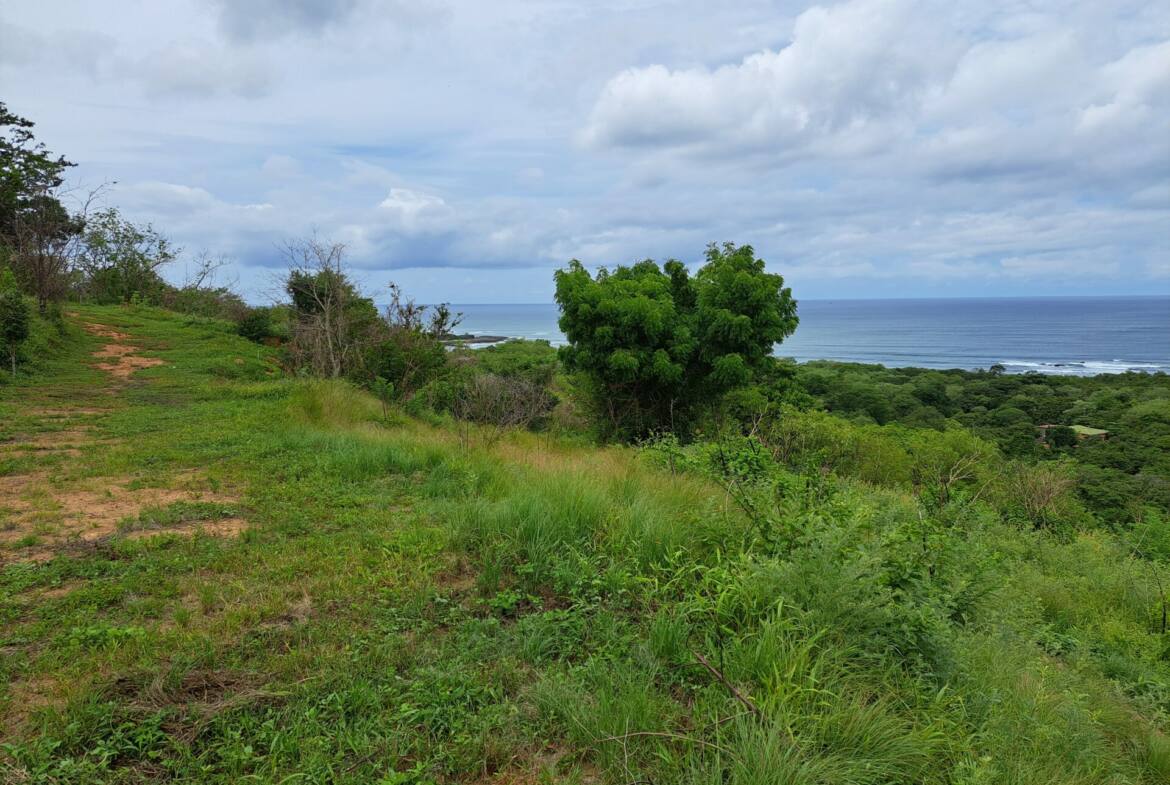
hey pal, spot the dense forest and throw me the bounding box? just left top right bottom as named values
left=3, top=102, right=1170, bottom=783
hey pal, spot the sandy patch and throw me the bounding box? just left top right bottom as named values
left=124, top=516, right=248, bottom=541
left=0, top=321, right=242, bottom=564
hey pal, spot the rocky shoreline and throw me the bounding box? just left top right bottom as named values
left=441, top=332, right=511, bottom=345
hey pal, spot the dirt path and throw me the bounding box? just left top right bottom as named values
left=0, top=317, right=244, bottom=564
left=84, top=322, right=165, bottom=379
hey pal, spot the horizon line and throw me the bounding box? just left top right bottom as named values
left=428, top=293, right=1170, bottom=306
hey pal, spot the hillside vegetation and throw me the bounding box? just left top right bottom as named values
left=3, top=105, right=1169, bottom=783
left=2, top=305, right=1168, bottom=784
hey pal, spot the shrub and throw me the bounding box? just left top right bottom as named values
left=237, top=306, right=277, bottom=343
left=452, top=372, right=557, bottom=446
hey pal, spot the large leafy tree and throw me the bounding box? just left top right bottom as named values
left=77, top=208, right=175, bottom=304
left=0, top=267, right=30, bottom=376
left=555, top=242, right=798, bottom=438
left=1, top=103, right=81, bottom=311
left=0, top=102, right=74, bottom=241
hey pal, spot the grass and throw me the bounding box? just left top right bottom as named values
left=0, top=304, right=1167, bottom=783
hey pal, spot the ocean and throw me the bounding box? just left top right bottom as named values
left=449, top=297, right=1170, bottom=376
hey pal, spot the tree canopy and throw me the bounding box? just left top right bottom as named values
left=555, top=242, right=797, bottom=438
left=0, top=102, right=74, bottom=244
left=78, top=208, right=176, bottom=304
left=0, top=266, right=29, bottom=375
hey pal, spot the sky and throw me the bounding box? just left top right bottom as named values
left=2, top=0, right=1168, bottom=303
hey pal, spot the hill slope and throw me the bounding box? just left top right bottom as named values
left=1, top=307, right=1167, bottom=784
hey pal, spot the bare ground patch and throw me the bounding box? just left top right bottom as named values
left=83, top=323, right=130, bottom=341
left=92, top=342, right=165, bottom=379
left=0, top=427, right=96, bottom=459
left=0, top=475, right=245, bottom=563
left=82, top=322, right=165, bottom=380
left=0, top=319, right=240, bottom=563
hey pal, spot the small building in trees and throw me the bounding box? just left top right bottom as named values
left=1037, top=423, right=1110, bottom=446
left=1070, top=425, right=1110, bottom=440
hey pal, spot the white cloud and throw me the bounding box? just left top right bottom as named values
left=583, top=0, right=1170, bottom=190
left=377, top=188, right=453, bottom=232
left=0, top=0, right=1166, bottom=302
left=582, top=0, right=953, bottom=157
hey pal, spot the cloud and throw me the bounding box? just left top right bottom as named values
left=1, top=0, right=1166, bottom=303
left=0, top=23, right=116, bottom=72
left=583, top=0, right=1170, bottom=189
left=0, top=23, right=45, bottom=66
left=261, top=154, right=301, bottom=178
left=210, top=0, right=363, bottom=41
left=132, top=45, right=275, bottom=99
left=111, top=182, right=284, bottom=265
left=1148, top=260, right=1170, bottom=279
left=999, top=254, right=1121, bottom=280
left=209, top=0, right=449, bottom=42
left=582, top=0, right=953, bottom=158
left=377, top=188, right=453, bottom=232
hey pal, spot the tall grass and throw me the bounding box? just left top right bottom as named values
left=4, top=310, right=1167, bottom=783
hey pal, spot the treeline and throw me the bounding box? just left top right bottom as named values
left=0, top=104, right=559, bottom=439
left=790, top=361, right=1170, bottom=525
left=1, top=103, right=249, bottom=373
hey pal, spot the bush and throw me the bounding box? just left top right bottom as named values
left=158, top=285, right=248, bottom=321
left=237, top=306, right=277, bottom=343
left=472, top=339, right=558, bottom=386
left=452, top=372, right=557, bottom=446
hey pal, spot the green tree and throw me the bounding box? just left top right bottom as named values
left=365, top=283, right=459, bottom=398
left=1048, top=425, right=1078, bottom=449
left=78, top=208, right=175, bottom=304
left=0, top=267, right=30, bottom=376
left=554, top=242, right=797, bottom=438
left=237, top=307, right=278, bottom=343
left=1, top=103, right=81, bottom=312
left=0, top=102, right=74, bottom=243
left=283, top=238, right=380, bottom=379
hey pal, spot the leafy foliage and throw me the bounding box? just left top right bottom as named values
left=0, top=102, right=74, bottom=243
left=364, top=283, right=459, bottom=399
left=788, top=360, right=1170, bottom=524
left=282, top=239, right=381, bottom=379
left=555, top=242, right=797, bottom=439
left=76, top=208, right=176, bottom=304
left=0, top=266, right=29, bottom=375
left=236, top=306, right=279, bottom=344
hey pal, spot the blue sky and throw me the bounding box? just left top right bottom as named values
left=2, top=0, right=1168, bottom=303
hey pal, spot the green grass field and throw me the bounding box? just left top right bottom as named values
left=1, top=306, right=1167, bottom=784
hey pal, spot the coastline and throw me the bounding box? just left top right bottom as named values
left=445, top=296, right=1170, bottom=377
